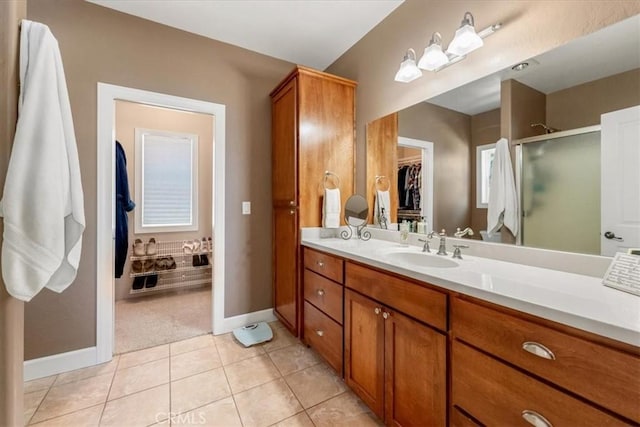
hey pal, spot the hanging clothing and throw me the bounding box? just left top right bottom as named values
left=115, top=141, right=135, bottom=278
left=397, top=165, right=409, bottom=208
left=0, top=20, right=85, bottom=301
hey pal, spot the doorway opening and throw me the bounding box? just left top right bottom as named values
left=397, top=137, right=434, bottom=231
left=96, top=84, right=226, bottom=363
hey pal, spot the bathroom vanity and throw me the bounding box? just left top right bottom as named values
left=300, top=236, right=640, bottom=426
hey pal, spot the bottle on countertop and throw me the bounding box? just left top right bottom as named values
left=417, top=217, right=427, bottom=234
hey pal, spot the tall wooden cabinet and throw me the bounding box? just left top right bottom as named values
left=271, top=66, right=356, bottom=335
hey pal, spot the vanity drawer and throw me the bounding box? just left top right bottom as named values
left=304, top=247, right=344, bottom=283
left=304, top=269, right=343, bottom=324
left=345, top=262, right=447, bottom=331
left=304, top=301, right=343, bottom=375
left=452, top=297, right=640, bottom=423
left=452, top=341, right=625, bottom=426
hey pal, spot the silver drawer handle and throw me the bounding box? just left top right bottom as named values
left=317, top=289, right=325, bottom=296
left=522, top=342, right=556, bottom=360
left=382, top=312, right=390, bottom=319
left=374, top=307, right=381, bottom=315
left=317, top=261, right=324, bottom=267
left=522, top=410, right=553, bottom=427
left=315, top=330, right=324, bottom=337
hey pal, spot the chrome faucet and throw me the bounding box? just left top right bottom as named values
left=418, top=237, right=430, bottom=253
left=436, top=229, right=447, bottom=256
left=454, top=227, right=474, bottom=238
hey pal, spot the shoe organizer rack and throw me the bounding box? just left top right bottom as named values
left=129, top=239, right=212, bottom=295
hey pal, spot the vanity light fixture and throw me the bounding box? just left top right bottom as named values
left=396, top=12, right=502, bottom=82
left=394, top=48, right=423, bottom=83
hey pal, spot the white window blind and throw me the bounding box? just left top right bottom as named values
left=134, top=128, right=198, bottom=233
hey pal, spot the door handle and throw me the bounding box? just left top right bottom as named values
left=604, top=231, right=624, bottom=241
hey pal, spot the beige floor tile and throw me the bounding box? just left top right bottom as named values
left=271, top=411, right=314, bottom=427
left=170, top=333, right=215, bottom=356
left=261, top=325, right=298, bottom=353
left=171, top=345, right=222, bottom=380
left=54, top=356, right=119, bottom=386
left=307, top=392, right=382, bottom=427
left=29, top=404, right=103, bottom=427
left=170, top=367, right=231, bottom=415
left=24, top=389, right=48, bottom=425
left=118, top=344, right=170, bottom=370
left=172, top=396, right=242, bottom=426
left=224, top=354, right=281, bottom=393
left=268, top=320, right=286, bottom=330
left=214, top=333, right=265, bottom=365
left=268, top=344, right=321, bottom=376
left=109, top=358, right=170, bottom=400
left=234, top=378, right=303, bottom=427
left=285, top=364, right=347, bottom=409
left=100, top=384, right=170, bottom=426
left=24, top=375, right=57, bottom=394
left=30, top=373, right=112, bottom=424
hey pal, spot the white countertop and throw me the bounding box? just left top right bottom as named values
left=301, top=236, right=640, bottom=347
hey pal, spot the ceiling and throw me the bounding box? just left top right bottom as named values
left=428, top=14, right=640, bottom=115
left=87, top=0, right=404, bottom=70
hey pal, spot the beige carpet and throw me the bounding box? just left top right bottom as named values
left=115, top=287, right=212, bottom=354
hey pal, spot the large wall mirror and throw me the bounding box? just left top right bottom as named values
left=366, top=14, right=640, bottom=257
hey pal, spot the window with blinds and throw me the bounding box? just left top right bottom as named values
left=134, top=128, right=199, bottom=233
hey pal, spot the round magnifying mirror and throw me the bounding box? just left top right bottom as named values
left=344, top=195, right=369, bottom=227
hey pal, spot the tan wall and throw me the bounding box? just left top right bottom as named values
left=25, top=0, right=293, bottom=359
left=470, top=109, right=501, bottom=237
left=114, top=101, right=213, bottom=301
left=398, top=103, right=471, bottom=233
left=325, top=0, right=640, bottom=195
left=547, top=68, right=640, bottom=130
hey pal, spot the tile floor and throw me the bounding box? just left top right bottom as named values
left=24, top=321, right=382, bottom=427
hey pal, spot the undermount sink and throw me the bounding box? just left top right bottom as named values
left=385, top=251, right=459, bottom=269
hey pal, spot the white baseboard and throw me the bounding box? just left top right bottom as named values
left=24, top=346, right=97, bottom=381
left=217, top=308, right=277, bottom=335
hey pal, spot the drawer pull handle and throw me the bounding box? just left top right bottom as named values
left=316, top=289, right=325, bottom=296
left=289, top=210, right=295, bottom=215
left=382, top=312, right=390, bottom=319
left=522, top=342, right=555, bottom=360
left=317, top=261, right=324, bottom=267
left=289, top=200, right=295, bottom=206
left=374, top=307, right=381, bottom=315
left=522, top=410, right=553, bottom=427
left=315, top=330, right=324, bottom=337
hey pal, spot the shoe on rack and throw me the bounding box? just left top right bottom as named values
left=133, top=238, right=145, bottom=256
left=131, top=260, right=143, bottom=274
left=208, top=237, right=213, bottom=252
left=146, top=238, right=157, bottom=256
left=145, top=274, right=158, bottom=288
left=192, top=254, right=201, bottom=267
left=166, top=256, right=176, bottom=270
left=192, top=239, right=201, bottom=254
left=182, top=240, right=193, bottom=254
left=199, top=254, right=209, bottom=266
left=132, top=276, right=145, bottom=290
left=143, top=259, right=155, bottom=272
left=155, top=257, right=167, bottom=271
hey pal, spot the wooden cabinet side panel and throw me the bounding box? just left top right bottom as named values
left=384, top=310, right=447, bottom=427
left=344, top=289, right=385, bottom=419
left=272, top=78, right=297, bottom=205
left=366, top=113, right=398, bottom=224
left=273, top=208, right=298, bottom=333
left=297, top=74, right=355, bottom=227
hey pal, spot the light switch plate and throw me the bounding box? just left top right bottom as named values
left=242, top=201, right=251, bottom=215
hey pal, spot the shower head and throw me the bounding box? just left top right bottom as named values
left=530, top=123, right=559, bottom=134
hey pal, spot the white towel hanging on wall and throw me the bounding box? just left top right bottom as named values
left=487, top=138, right=518, bottom=237
left=323, top=188, right=341, bottom=228
left=0, top=20, right=85, bottom=301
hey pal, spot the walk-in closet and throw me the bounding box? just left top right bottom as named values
left=113, top=100, right=214, bottom=354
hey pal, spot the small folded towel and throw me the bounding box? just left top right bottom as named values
left=323, top=188, right=341, bottom=228
left=374, top=190, right=391, bottom=225
left=487, top=138, right=518, bottom=237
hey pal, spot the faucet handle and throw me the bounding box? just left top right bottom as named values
left=439, top=229, right=447, bottom=236
left=418, top=238, right=431, bottom=253
left=452, top=244, right=469, bottom=259
left=454, top=227, right=474, bottom=238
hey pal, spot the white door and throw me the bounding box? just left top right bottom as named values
left=601, top=105, right=640, bottom=256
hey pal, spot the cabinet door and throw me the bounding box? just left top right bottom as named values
left=345, top=289, right=385, bottom=419
left=384, top=309, right=446, bottom=427
left=272, top=78, right=297, bottom=206
left=273, top=207, right=298, bottom=333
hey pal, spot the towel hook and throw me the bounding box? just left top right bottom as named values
left=374, top=175, right=390, bottom=192
left=324, top=171, right=340, bottom=190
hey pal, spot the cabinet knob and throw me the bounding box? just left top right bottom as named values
left=289, top=210, right=295, bottom=215
left=382, top=312, right=390, bottom=319
left=317, top=261, right=324, bottom=267
left=289, top=200, right=295, bottom=206
left=316, top=289, right=325, bottom=296
left=374, top=307, right=381, bottom=315
left=522, top=410, right=553, bottom=427
left=522, top=342, right=556, bottom=360
left=315, top=330, right=324, bottom=337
